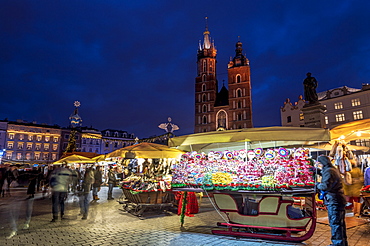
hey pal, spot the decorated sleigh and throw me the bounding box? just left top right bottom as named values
left=211, top=190, right=316, bottom=242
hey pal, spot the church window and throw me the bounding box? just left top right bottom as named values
left=202, top=94, right=207, bottom=102
left=236, top=74, right=241, bottom=83
left=202, top=105, right=207, bottom=113
left=202, top=83, right=206, bottom=91
left=237, top=101, right=242, bottom=109
left=236, top=89, right=242, bottom=98
left=202, top=115, right=207, bottom=124
left=210, top=60, right=214, bottom=72
left=202, top=74, right=206, bottom=82
left=203, top=60, right=207, bottom=72
left=217, top=110, right=227, bottom=129
left=237, top=113, right=243, bottom=121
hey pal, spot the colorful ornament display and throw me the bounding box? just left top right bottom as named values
left=171, top=147, right=315, bottom=191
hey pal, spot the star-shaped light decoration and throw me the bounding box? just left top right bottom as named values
left=158, top=117, right=179, bottom=133
left=74, top=101, right=81, bottom=107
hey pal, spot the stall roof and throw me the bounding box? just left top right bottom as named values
left=168, top=126, right=331, bottom=152
left=330, top=118, right=370, bottom=143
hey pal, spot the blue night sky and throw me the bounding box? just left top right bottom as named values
left=1, top=0, right=370, bottom=138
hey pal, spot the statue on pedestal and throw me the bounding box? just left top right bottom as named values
left=303, top=72, right=318, bottom=104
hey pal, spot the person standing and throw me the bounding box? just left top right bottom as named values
left=92, top=166, right=102, bottom=200
left=79, top=166, right=94, bottom=220
left=343, top=161, right=364, bottom=216
left=49, top=165, right=72, bottom=222
left=317, top=155, right=348, bottom=246
left=107, top=167, right=116, bottom=200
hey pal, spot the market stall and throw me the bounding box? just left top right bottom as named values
left=168, top=126, right=331, bottom=242
left=106, top=142, right=184, bottom=216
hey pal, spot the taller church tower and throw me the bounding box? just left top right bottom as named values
left=194, top=21, right=253, bottom=133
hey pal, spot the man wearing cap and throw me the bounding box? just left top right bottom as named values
left=317, top=155, right=348, bottom=246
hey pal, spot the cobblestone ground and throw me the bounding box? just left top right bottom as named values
left=0, top=187, right=369, bottom=246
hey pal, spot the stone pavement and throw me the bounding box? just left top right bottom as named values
left=0, top=187, right=369, bottom=246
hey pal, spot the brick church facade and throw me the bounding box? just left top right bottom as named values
left=194, top=24, right=253, bottom=133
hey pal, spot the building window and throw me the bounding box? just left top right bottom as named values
left=210, top=60, right=214, bottom=72
left=236, top=74, right=241, bottom=83
left=35, top=153, right=40, bottom=160
left=43, top=153, right=49, bottom=160
left=28, top=135, right=33, bottom=141
left=7, top=142, right=13, bottom=149
left=53, top=137, right=58, bottom=142
left=6, top=152, right=12, bottom=159
left=287, top=116, right=292, bottom=123
left=18, top=143, right=24, bottom=149
left=53, top=145, right=58, bottom=151
left=335, top=114, right=345, bottom=122
left=334, top=102, right=343, bottom=109
left=44, top=144, right=49, bottom=151
left=202, top=94, right=207, bottom=102
left=52, top=154, right=57, bottom=160
left=202, top=115, right=207, bottom=124
left=203, top=60, right=207, bottom=72
left=45, top=136, right=50, bottom=142
left=355, top=139, right=370, bottom=147
left=35, top=144, right=41, bottom=150
left=105, top=142, right=109, bottom=148
left=114, top=132, right=119, bottom=137
left=16, top=153, right=22, bottom=160
left=26, top=153, right=31, bottom=160
left=27, top=144, right=32, bottom=150
left=65, top=134, right=69, bottom=139
left=353, top=111, right=363, bottom=120
left=299, top=113, right=304, bottom=121
left=83, top=139, right=86, bottom=144
left=202, top=105, right=207, bottom=113
left=325, top=116, right=329, bottom=125
left=236, top=89, right=242, bottom=98
left=19, top=134, right=24, bottom=140
left=351, top=98, right=361, bottom=107
left=237, top=101, right=242, bottom=109
left=37, top=135, right=42, bottom=141
left=237, top=113, right=243, bottom=121
left=9, top=133, right=14, bottom=140
left=202, top=84, right=206, bottom=91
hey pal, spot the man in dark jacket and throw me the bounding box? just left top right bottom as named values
left=317, top=155, right=348, bottom=246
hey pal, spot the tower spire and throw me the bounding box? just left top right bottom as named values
left=203, top=16, right=211, bottom=49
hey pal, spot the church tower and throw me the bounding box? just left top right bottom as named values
left=194, top=18, right=218, bottom=133
left=227, top=40, right=253, bottom=129
left=194, top=21, right=253, bottom=133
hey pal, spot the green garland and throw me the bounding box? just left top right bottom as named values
left=180, top=191, right=188, bottom=227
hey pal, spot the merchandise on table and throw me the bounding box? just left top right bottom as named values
left=171, top=147, right=315, bottom=191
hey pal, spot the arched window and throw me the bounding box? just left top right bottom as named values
left=216, top=110, right=227, bottom=129
left=202, top=105, right=207, bottom=113
left=237, top=113, right=243, bottom=121
left=202, top=115, right=207, bottom=124
left=202, top=83, right=206, bottom=91
left=202, top=74, right=206, bottom=82
left=203, top=60, right=207, bottom=72
left=237, top=101, right=242, bottom=109
left=202, top=94, right=207, bottom=102
left=236, top=89, right=242, bottom=97
left=236, top=74, right=241, bottom=83
left=210, top=60, right=213, bottom=72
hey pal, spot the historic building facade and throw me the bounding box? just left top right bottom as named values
left=1, top=120, right=62, bottom=164
left=281, top=84, right=370, bottom=130
left=194, top=25, right=253, bottom=133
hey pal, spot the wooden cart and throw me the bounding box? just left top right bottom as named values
left=119, top=187, right=173, bottom=217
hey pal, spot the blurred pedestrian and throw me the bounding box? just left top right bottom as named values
left=26, top=167, right=38, bottom=199
left=343, top=160, right=364, bottom=216
left=49, top=165, right=72, bottom=222
left=317, top=155, right=348, bottom=246
left=79, top=166, right=94, bottom=220
left=92, top=166, right=102, bottom=200
left=107, top=166, right=117, bottom=200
